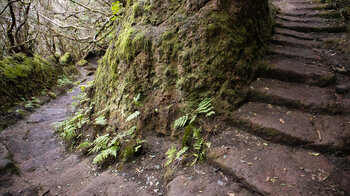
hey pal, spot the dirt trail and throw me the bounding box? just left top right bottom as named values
left=0, top=58, right=150, bottom=196
left=1, top=0, right=350, bottom=196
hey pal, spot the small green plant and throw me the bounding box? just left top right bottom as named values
left=133, top=93, right=142, bottom=106
left=95, top=115, right=108, bottom=125
left=77, top=141, right=92, bottom=149
left=23, top=97, right=41, bottom=109
left=48, top=92, right=57, bottom=99
left=125, top=111, right=140, bottom=122
left=166, top=98, right=215, bottom=166
left=53, top=110, right=89, bottom=141
left=57, top=75, right=73, bottom=86
left=173, top=114, right=189, bottom=129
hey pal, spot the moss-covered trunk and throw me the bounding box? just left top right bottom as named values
left=93, top=0, right=272, bottom=135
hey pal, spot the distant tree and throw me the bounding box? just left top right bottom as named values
left=0, top=0, right=121, bottom=59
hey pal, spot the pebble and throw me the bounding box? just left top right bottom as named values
left=336, top=85, right=348, bottom=94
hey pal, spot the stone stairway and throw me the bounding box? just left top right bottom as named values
left=210, top=0, right=350, bottom=195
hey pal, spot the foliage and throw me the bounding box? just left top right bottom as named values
left=125, top=111, right=140, bottom=122
left=77, top=141, right=92, bottom=149
left=22, top=97, right=41, bottom=110
left=196, top=98, right=215, bottom=116
left=57, top=75, right=73, bottom=86
left=166, top=98, right=214, bottom=166
left=53, top=110, right=89, bottom=141
left=111, top=1, right=123, bottom=21
left=95, top=115, right=108, bottom=126
left=0, top=54, right=61, bottom=110
left=93, top=145, right=119, bottom=164
left=173, top=114, right=189, bottom=129
left=165, top=146, right=177, bottom=166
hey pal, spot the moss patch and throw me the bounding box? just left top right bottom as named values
left=0, top=53, right=74, bottom=110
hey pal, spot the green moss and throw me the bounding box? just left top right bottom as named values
left=59, top=52, right=74, bottom=66
left=77, top=59, right=88, bottom=66
left=115, top=24, right=135, bottom=62
left=0, top=53, right=68, bottom=109
left=132, top=2, right=141, bottom=18
left=92, top=0, right=273, bottom=139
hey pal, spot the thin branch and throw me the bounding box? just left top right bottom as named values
left=68, top=0, right=108, bottom=16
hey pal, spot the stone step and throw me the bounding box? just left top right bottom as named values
left=277, top=14, right=337, bottom=25
left=209, top=130, right=350, bottom=196
left=293, top=3, right=335, bottom=11
left=279, top=10, right=343, bottom=19
left=268, top=44, right=321, bottom=61
left=271, top=34, right=322, bottom=48
left=273, top=27, right=315, bottom=40
left=276, top=19, right=348, bottom=33
left=232, top=102, right=350, bottom=152
left=248, top=78, right=350, bottom=113
left=273, top=27, right=329, bottom=40
left=258, top=57, right=334, bottom=86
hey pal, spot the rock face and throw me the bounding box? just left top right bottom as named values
left=93, top=0, right=273, bottom=133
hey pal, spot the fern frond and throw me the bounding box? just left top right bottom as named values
left=126, top=111, right=140, bottom=122
left=90, top=134, right=110, bottom=153
left=95, top=115, right=107, bottom=126
left=175, top=147, right=188, bottom=160
left=165, top=146, right=176, bottom=166
left=78, top=141, right=92, bottom=149
left=197, top=98, right=215, bottom=116
left=108, top=126, right=137, bottom=147
left=193, top=127, right=202, bottom=140
left=173, top=114, right=189, bottom=129
left=92, top=145, right=118, bottom=164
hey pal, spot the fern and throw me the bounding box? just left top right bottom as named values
left=95, top=115, right=107, bottom=126
left=78, top=141, right=92, bottom=149
left=165, top=146, right=177, bottom=166
left=173, top=114, right=189, bottom=129
left=197, top=98, right=215, bottom=117
left=108, top=126, right=136, bottom=147
left=92, top=145, right=118, bottom=164
left=175, top=147, right=188, bottom=160
left=60, top=124, right=76, bottom=140
left=126, top=111, right=140, bottom=122
left=133, top=93, right=142, bottom=106
left=90, top=134, right=110, bottom=153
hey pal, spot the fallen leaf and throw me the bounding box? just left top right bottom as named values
left=308, top=152, right=320, bottom=156
left=279, top=118, right=285, bottom=124
left=227, top=193, right=236, bottom=196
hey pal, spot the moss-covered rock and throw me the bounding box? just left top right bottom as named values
left=59, top=52, right=75, bottom=66
left=93, top=0, right=273, bottom=134
left=77, top=59, right=88, bottom=67
left=0, top=53, right=72, bottom=110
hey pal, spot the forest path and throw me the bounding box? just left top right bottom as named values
left=1, top=0, right=350, bottom=196
left=209, top=0, right=350, bottom=195
left=0, top=58, right=151, bottom=196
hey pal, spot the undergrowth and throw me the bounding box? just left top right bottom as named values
left=54, top=91, right=145, bottom=165
left=165, top=98, right=214, bottom=167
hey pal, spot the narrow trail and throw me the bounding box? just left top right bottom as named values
left=1, top=0, right=350, bottom=196
left=0, top=58, right=149, bottom=196
left=210, top=0, right=350, bottom=195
